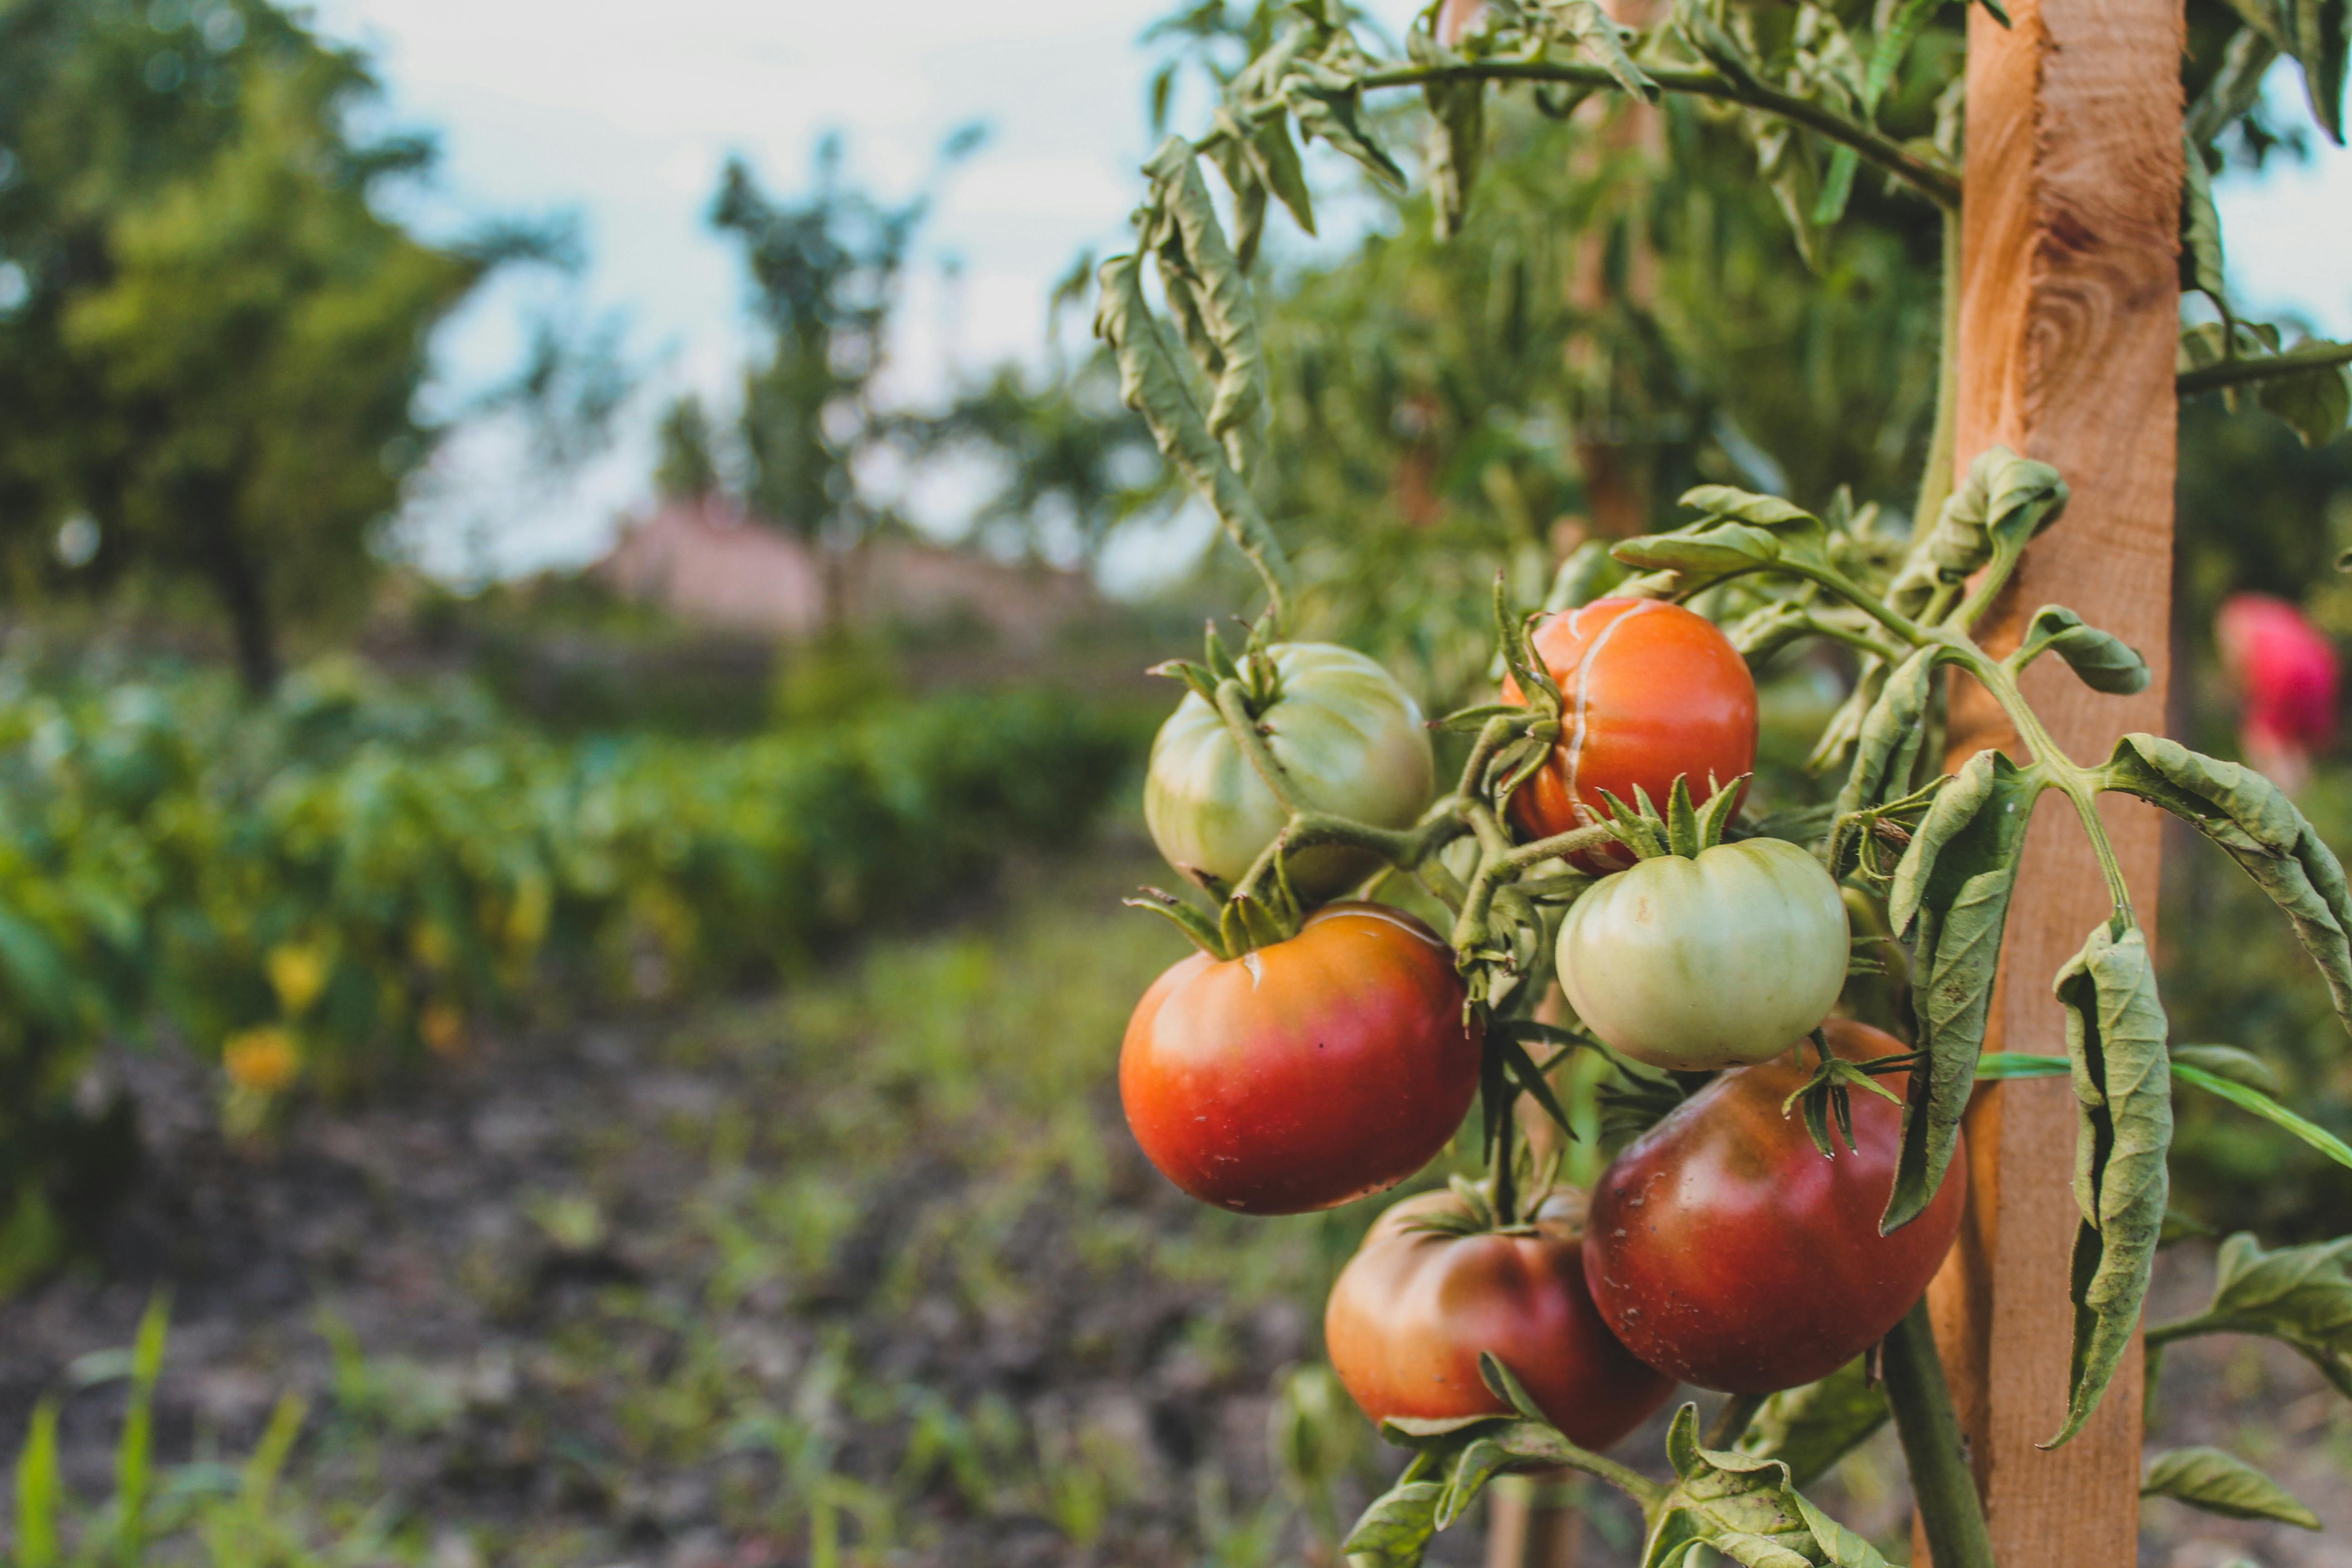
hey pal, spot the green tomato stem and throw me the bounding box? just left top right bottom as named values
left=1213, top=677, right=1304, bottom=815
left=1912, top=210, right=1962, bottom=538
left=1883, top=1299, right=1998, bottom=1568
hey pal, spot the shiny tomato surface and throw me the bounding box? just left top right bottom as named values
left=1326, top=1188, right=1675, bottom=1449
left=1502, top=598, right=1758, bottom=871
left=1583, top=1019, right=1966, bottom=1392
left=1121, top=903, right=1480, bottom=1215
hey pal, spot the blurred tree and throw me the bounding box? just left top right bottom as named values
left=654, top=393, right=720, bottom=502
left=0, top=0, right=499, bottom=693
left=709, top=127, right=980, bottom=621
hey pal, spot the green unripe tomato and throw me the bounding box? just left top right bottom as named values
left=1145, top=643, right=1435, bottom=899
left=1556, top=837, right=1848, bottom=1070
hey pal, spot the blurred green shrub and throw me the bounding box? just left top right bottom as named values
left=0, top=661, right=1143, bottom=1277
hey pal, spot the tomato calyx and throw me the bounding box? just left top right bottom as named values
left=1593, top=771, right=1751, bottom=862
left=1779, top=1026, right=1913, bottom=1158
left=1124, top=875, right=1304, bottom=961
left=1147, top=615, right=1284, bottom=716
left=1427, top=574, right=1568, bottom=816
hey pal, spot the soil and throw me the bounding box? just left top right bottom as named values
left=0, top=851, right=2345, bottom=1567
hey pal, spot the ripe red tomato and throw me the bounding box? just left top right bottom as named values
left=1501, top=598, right=1758, bottom=870
left=1326, top=1187, right=1675, bottom=1449
left=1582, top=1019, right=1965, bottom=1393
left=1121, top=904, right=1480, bottom=1215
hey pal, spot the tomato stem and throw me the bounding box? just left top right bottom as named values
left=1883, top=1299, right=1998, bottom=1568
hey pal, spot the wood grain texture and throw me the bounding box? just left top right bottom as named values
left=1921, top=0, right=2183, bottom=1562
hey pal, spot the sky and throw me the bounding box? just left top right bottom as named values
left=308, top=0, right=2352, bottom=589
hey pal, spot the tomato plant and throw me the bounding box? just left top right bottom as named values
left=1145, top=638, right=1434, bottom=898
left=1120, top=902, right=1479, bottom=1215
left=1501, top=599, right=1758, bottom=872
left=1326, top=1186, right=1674, bottom=1448
left=1557, top=830, right=1849, bottom=1071
left=1583, top=1020, right=1967, bottom=1392
left=1092, top=0, right=2352, bottom=1558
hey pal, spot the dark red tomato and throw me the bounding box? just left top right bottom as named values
left=1582, top=1019, right=1966, bottom=1393
left=1122, top=903, right=1480, bottom=1215
left=1326, top=1188, right=1675, bottom=1449
left=1501, top=598, right=1758, bottom=872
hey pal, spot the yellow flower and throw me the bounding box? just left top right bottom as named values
left=223, top=1028, right=300, bottom=1094
left=420, top=1001, right=466, bottom=1059
left=266, top=942, right=328, bottom=1018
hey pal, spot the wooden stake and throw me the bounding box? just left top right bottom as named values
left=1924, top=0, right=2181, bottom=1560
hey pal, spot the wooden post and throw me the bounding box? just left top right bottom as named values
left=1923, top=0, right=2182, bottom=1561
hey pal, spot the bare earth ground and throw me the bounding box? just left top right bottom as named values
left=0, top=843, right=2344, bottom=1566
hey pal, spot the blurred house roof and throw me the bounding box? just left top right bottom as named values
left=595, top=496, right=1099, bottom=651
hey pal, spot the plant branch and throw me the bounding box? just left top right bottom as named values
left=2178, top=338, right=2352, bottom=396
left=1883, top=1299, right=1997, bottom=1568
left=1214, top=678, right=1303, bottom=814
left=1352, top=60, right=1961, bottom=209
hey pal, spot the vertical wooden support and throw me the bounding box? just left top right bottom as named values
left=1925, top=0, right=2182, bottom=1561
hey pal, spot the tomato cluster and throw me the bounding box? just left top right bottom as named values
left=1121, top=602, right=1965, bottom=1446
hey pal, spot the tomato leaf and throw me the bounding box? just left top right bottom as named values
left=2156, top=1233, right=2352, bottom=1397
left=1541, top=0, right=1661, bottom=100
left=1283, top=59, right=1410, bottom=193
left=1339, top=1476, right=1447, bottom=1566
left=1140, top=139, right=1269, bottom=459
left=1882, top=751, right=2041, bottom=1233
left=1738, top=1358, right=1891, bottom=1489
left=2142, top=1446, right=2322, bottom=1527
left=2017, top=606, right=2152, bottom=695
left=2179, top=134, right=2230, bottom=311
left=1499, top=1035, right=1579, bottom=1140
left=1544, top=538, right=1632, bottom=612
left=1885, top=447, right=2067, bottom=612
left=2169, top=1042, right=2281, bottom=1095
left=2256, top=352, right=2352, bottom=446
left=1419, top=64, right=1485, bottom=240
left=1094, top=251, right=1293, bottom=622
left=1645, top=1404, right=1891, bottom=1568
left=1610, top=523, right=1784, bottom=579
left=2049, top=922, right=2171, bottom=1449
left=1830, top=644, right=1945, bottom=833
left=2102, top=734, right=2352, bottom=1036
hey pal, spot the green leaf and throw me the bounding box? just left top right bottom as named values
left=1974, top=1051, right=2070, bottom=1079
left=1890, top=447, right=2068, bottom=608
left=2190, top=26, right=2284, bottom=145
left=2143, top=1446, right=2321, bottom=1528
left=1284, top=59, right=1409, bottom=192
left=1645, top=1405, right=1891, bottom=1568
left=2179, top=137, right=2230, bottom=309
left=1205, top=116, right=1272, bottom=272
left=1831, top=643, right=1943, bottom=828
left=2019, top=605, right=2152, bottom=695
left=1544, top=538, right=1631, bottom=611
left=2175, top=1232, right=2352, bottom=1396
left=1883, top=751, right=2042, bottom=1233
left=2285, top=0, right=2348, bottom=142
left=2168, top=1042, right=2280, bottom=1095
left=1094, top=251, right=1294, bottom=622
left=1340, top=1477, right=1446, bottom=1566
left=1611, top=523, right=1784, bottom=577
left=2050, top=922, right=2171, bottom=1449
left=2102, top=734, right=2352, bottom=1036
left=13, top=1396, right=59, bottom=1568
left=2256, top=352, right=2352, bottom=446
left=1738, top=1358, right=1892, bottom=1490
left=2172, top=1061, right=2352, bottom=1172
left=1249, top=109, right=1318, bottom=237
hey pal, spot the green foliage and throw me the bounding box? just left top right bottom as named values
left=0, top=0, right=499, bottom=692
left=2141, top=1446, right=2322, bottom=1529
left=0, top=663, right=1139, bottom=1279
left=652, top=394, right=720, bottom=502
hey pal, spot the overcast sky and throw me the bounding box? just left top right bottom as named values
left=308, top=0, right=2352, bottom=587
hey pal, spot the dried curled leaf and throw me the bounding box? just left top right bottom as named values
left=1094, top=251, right=1294, bottom=622
left=1883, top=750, right=2042, bottom=1233
left=1284, top=58, right=1409, bottom=192
left=2050, top=922, right=2171, bottom=1449
left=2102, top=733, right=2352, bottom=1036
left=2142, top=1446, right=2322, bottom=1528
left=1886, top=447, right=2068, bottom=616
left=1830, top=643, right=1945, bottom=827
left=1140, top=139, right=1269, bottom=458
